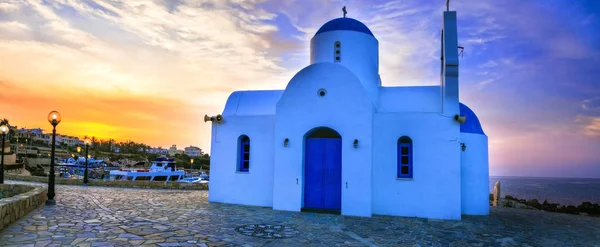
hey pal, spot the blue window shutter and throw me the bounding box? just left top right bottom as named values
left=239, top=139, right=250, bottom=172
left=397, top=144, right=402, bottom=178
left=407, top=143, right=412, bottom=178
left=397, top=142, right=413, bottom=178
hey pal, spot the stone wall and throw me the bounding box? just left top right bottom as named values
left=0, top=184, right=47, bottom=230
left=0, top=184, right=34, bottom=199
left=2, top=154, right=17, bottom=164
left=24, top=158, right=51, bottom=166
left=5, top=174, right=208, bottom=190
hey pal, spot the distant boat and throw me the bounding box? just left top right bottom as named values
left=109, top=155, right=184, bottom=182
left=75, top=157, right=105, bottom=166
left=179, top=177, right=208, bottom=184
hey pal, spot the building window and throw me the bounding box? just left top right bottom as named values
left=317, top=88, right=327, bottom=97
left=239, top=135, right=250, bottom=172
left=397, top=136, right=413, bottom=178
left=334, top=41, right=341, bottom=63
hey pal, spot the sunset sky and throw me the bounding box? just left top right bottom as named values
left=0, top=0, right=599, bottom=178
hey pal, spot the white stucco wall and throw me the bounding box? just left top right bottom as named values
left=273, top=63, right=375, bottom=217
left=310, top=31, right=380, bottom=104
left=208, top=115, right=275, bottom=207
left=460, top=132, right=489, bottom=215
left=372, top=112, right=462, bottom=220
left=378, top=86, right=442, bottom=113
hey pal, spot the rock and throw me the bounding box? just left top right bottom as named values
left=495, top=237, right=516, bottom=246
left=493, top=181, right=501, bottom=207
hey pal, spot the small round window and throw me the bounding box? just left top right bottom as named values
left=317, top=89, right=327, bottom=97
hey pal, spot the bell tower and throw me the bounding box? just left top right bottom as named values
left=441, top=7, right=459, bottom=115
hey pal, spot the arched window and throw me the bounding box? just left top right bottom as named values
left=334, top=41, right=341, bottom=63
left=239, top=135, right=250, bottom=172
left=397, top=136, right=413, bottom=178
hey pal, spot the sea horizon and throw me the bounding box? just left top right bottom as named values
left=491, top=175, right=600, bottom=179
left=488, top=176, right=600, bottom=206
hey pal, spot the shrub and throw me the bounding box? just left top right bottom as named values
left=526, top=199, right=541, bottom=209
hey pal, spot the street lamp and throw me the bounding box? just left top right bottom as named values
left=0, top=124, right=8, bottom=184
left=46, top=110, right=61, bottom=206
left=190, top=158, right=194, bottom=175
left=83, top=138, right=90, bottom=185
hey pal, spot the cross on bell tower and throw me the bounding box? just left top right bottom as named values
left=342, top=6, right=347, bottom=18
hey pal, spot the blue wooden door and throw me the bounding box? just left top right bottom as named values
left=304, top=138, right=324, bottom=209
left=304, top=138, right=342, bottom=210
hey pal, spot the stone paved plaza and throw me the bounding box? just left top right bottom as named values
left=1, top=181, right=600, bottom=247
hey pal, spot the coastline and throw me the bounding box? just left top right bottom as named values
left=489, top=176, right=600, bottom=206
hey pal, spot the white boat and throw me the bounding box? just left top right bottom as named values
left=179, top=177, right=208, bottom=184
left=109, top=155, right=184, bottom=181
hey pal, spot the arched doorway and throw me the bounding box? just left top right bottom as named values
left=303, top=127, right=342, bottom=212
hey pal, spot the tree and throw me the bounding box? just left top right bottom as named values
left=0, top=118, right=16, bottom=139
left=91, top=136, right=98, bottom=148
left=109, top=139, right=114, bottom=152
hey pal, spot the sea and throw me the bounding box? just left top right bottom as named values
left=489, top=176, right=600, bottom=206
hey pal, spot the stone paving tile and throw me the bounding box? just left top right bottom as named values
left=2, top=181, right=600, bottom=247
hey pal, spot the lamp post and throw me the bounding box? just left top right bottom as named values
left=0, top=125, right=8, bottom=184
left=83, top=138, right=90, bottom=185
left=46, top=110, right=61, bottom=206
left=190, top=158, right=194, bottom=176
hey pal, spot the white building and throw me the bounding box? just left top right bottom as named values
left=169, top=145, right=184, bottom=156
left=206, top=9, right=489, bottom=220
left=147, top=148, right=168, bottom=154
left=184, top=146, right=202, bottom=157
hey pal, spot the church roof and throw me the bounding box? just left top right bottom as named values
left=459, top=103, right=486, bottom=135
left=222, top=90, right=283, bottom=116
left=315, top=18, right=374, bottom=37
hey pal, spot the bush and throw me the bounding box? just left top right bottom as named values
left=503, top=195, right=600, bottom=217
left=577, top=202, right=600, bottom=216
left=526, top=199, right=541, bottom=209
left=540, top=200, right=559, bottom=212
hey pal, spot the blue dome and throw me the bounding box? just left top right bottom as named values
left=459, top=103, right=486, bottom=135
left=315, top=18, right=374, bottom=37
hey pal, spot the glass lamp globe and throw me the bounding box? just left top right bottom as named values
left=0, top=125, right=7, bottom=134
left=47, top=111, right=61, bottom=126
left=77, top=146, right=81, bottom=152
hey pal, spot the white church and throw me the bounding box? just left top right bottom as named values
left=205, top=8, right=489, bottom=220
